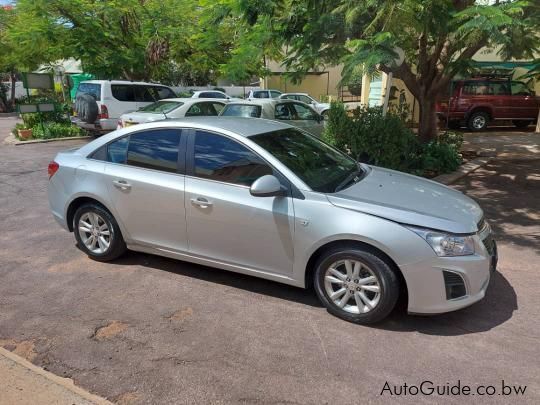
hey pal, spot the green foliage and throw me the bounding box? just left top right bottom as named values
left=323, top=103, right=461, bottom=177
left=31, top=122, right=84, bottom=140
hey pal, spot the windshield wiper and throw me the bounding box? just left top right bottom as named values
left=334, top=166, right=363, bottom=193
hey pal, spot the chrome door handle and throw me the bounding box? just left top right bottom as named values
left=112, top=179, right=131, bottom=190
left=190, top=197, right=213, bottom=208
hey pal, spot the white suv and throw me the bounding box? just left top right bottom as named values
left=72, top=80, right=176, bottom=133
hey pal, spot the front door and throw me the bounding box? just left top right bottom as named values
left=103, top=128, right=188, bottom=251
left=184, top=130, right=295, bottom=275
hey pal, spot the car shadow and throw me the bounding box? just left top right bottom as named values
left=109, top=249, right=517, bottom=336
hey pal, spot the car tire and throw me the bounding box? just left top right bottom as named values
left=467, top=111, right=489, bottom=131
left=313, top=246, right=400, bottom=324
left=73, top=203, right=126, bottom=262
left=512, top=120, right=532, bottom=128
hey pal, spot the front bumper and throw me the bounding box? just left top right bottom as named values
left=401, top=235, right=497, bottom=315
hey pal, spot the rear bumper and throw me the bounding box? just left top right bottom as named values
left=71, top=117, right=117, bottom=132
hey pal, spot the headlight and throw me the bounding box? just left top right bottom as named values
left=406, top=226, right=475, bottom=257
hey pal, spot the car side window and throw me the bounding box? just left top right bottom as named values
left=275, top=104, right=293, bottom=120
left=112, top=85, right=136, bottom=102
left=199, top=92, right=213, bottom=98
left=107, top=136, right=129, bottom=164
left=212, top=102, right=225, bottom=114
left=193, top=131, right=273, bottom=186
left=186, top=103, right=203, bottom=116
left=134, top=86, right=155, bottom=102
left=270, top=91, right=281, bottom=98
left=154, top=86, right=176, bottom=99
left=291, top=102, right=318, bottom=120
left=298, top=95, right=313, bottom=104
left=511, top=82, right=532, bottom=96
left=126, top=130, right=181, bottom=173
left=253, top=91, right=267, bottom=99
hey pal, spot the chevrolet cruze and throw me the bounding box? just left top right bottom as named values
left=48, top=117, right=497, bottom=324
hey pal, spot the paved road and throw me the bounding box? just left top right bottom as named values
left=1, top=129, right=539, bottom=404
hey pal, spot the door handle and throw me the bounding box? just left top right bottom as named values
left=112, top=179, right=131, bottom=190
left=190, top=197, right=213, bottom=208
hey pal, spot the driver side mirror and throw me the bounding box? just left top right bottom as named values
left=250, top=175, right=286, bottom=197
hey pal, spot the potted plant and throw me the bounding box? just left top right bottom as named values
left=17, top=127, right=33, bottom=140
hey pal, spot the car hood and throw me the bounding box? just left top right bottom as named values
left=121, top=112, right=164, bottom=123
left=327, top=165, right=483, bottom=234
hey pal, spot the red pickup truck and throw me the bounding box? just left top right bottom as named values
left=436, top=78, right=539, bottom=131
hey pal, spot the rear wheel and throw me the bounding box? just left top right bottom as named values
left=73, top=203, right=126, bottom=261
left=313, top=246, right=400, bottom=324
left=512, top=120, right=532, bottom=128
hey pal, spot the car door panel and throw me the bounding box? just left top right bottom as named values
left=185, top=178, right=295, bottom=274
left=184, top=130, right=295, bottom=275
left=102, top=129, right=188, bottom=251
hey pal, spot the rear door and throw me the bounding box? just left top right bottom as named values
left=102, top=128, right=188, bottom=251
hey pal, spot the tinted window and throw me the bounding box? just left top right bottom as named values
left=298, top=95, right=313, bottom=104
left=199, top=92, right=215, bottom=98
left=270, top=91, right=282, bottom=98
left=252, top=91, right=268, bottom=99
left=126, top=130, right=180, bottom=173
left=194, top=131, right=272, bottom=186
left=153, top=86, right=176, bottom=100
left=134, top=86, right=155, bottom=102
left=275, top=104, right=293, bottom=120
left=76, top=83, right=101, bottom=101
left=112, top=85, right=136, bottom=102
left=220, top=104, right=262, bottom=118
left=186, top=102, right=221, bottom=117
left=107, top=137, right=129, bottom=164
left=251, top=128, right=358, bottom=193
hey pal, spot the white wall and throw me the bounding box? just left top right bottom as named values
left=1, top=81, right=27, bottom=99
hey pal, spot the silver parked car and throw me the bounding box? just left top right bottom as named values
left=48, top=118, right=497, bottom=324
left=220, top=99, right=325, bottom=137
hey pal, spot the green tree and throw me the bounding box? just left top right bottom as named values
left=234, top=0, right=540, bottom=141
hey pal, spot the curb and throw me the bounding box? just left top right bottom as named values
left=4, top=133, right=93, bottom=145
left=433, top=157, right=492, bottom=185
left=0, top=347, right=112, bottom=404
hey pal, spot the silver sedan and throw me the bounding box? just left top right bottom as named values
left=48, top=117, right=497, bottom=324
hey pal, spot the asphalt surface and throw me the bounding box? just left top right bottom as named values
left=1, top=127, right=539, bottom=404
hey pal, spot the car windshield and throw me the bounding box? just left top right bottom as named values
left=250, top=128, right=361, bottom=193
left=220, top=104, right=262, bottom=118
left=139, top=101, right=183, bottom=114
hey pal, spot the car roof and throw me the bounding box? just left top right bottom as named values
left=281, top=92, right=309, bottom=96
left=158, top=98, right=226, bottom=103
left=164, top=116, right=291, bottom=136
left=80, top=80, right=171, bottom=86
left=227, top=99, right=293, bottom=106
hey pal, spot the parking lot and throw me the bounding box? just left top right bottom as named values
left=1, top=134, right=539, bottom=404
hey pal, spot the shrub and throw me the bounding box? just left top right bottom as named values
left=323, top=102, right=461, bottom=177
left=31, top=122, right=84, bottom=140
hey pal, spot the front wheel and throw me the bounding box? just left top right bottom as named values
left=73, top=203, right=126, bottom=261
left=313, top=247, right=400, bottom=324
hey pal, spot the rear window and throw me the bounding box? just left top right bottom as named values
left=139, top=101, right=183, bottom=113
left=252, top=91, right=268, bottom=99
left=76, top=83, right=101, bottom=101
left=220, top=104, right=262, bottom=118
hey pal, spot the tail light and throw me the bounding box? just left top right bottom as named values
left=48, top=161, right=59, bottom=179
left=99, top=104, right=109, bottom=119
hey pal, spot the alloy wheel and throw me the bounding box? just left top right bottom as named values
left=472, top=116, right=486, bottom=129
left=78, top=212, right=111, bottom=254
left=324, top=259, right=381, bottom=314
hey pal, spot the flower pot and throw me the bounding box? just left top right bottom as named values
left=17, top=128, right=32, bottom=140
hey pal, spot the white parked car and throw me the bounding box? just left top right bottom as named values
left=219, top=99, right=324, bottom=137
left=191, top=90, right=236, bottom=100
left=246, top=89, right=282, bottom=99
left=279, top=93, right=331, bottom=115
left=72, top=80, right=176, bottom=133
left=117, top=98, right=226, bottom=128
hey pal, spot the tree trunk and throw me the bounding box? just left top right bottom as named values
left=9, top=71, right=16, bottom=109
left=536, top=108, right=540, bottom=134
left=417, top=95, right=438, bottom=142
